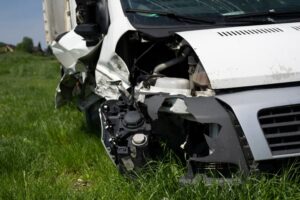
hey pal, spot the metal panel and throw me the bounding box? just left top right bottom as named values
left=258, top=104, right=300, bottom=156
left=217, top=86, right=300, bottom=161
left=178, top=22, right=300, bottom=89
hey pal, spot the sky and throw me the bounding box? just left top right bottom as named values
left=0, top=0, right=46, bottom=48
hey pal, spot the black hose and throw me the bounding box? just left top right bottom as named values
left=153, top=47, right=192, bottom=74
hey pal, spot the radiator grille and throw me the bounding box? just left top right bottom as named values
left=258, top=105, right=300, bottom=156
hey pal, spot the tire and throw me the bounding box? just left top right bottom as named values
left=85, top=100, right=103, bottom=132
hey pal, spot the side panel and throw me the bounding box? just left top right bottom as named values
left=94, top=0, right=136, bottom=99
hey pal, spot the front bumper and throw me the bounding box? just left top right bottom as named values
left=100, top=85, right=300, bottom=181
left=144, top=94, right=250, bottom=178
left=144, top=85, right=300, bottom=180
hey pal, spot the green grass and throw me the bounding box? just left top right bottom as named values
left=0, top=52, right=300, bottom=199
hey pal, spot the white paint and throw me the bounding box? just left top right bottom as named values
left=95, top=0, right=135, bottom=98
left=51, top=30, right=98, bottom=69
left=49, top=0, right=300, bottom=97
left=178, top=22, right=300, bottom=89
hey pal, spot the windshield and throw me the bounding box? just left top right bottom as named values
left=121, top=0, right=300, bottom=26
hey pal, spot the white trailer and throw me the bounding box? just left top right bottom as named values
left=42, top=0, right=77, bottom=45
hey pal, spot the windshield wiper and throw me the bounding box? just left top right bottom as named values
left=125, top=8, right=216, bottom=25
left=224, top=17, right=276, bottom=25
left=224, top=9, right=300, bottom=22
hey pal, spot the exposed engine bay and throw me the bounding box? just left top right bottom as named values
left=99, top=33, right=220, bottom=172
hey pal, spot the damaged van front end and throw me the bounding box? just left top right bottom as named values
left=49, top=0, right=300, bottom=182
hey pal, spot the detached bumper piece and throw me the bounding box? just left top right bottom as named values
left=182, top=97, right=249, bottom=183
left=144, top=95, right=250, bottom=182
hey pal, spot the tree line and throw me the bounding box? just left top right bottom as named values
left=0, top=37, right=52, bottom=55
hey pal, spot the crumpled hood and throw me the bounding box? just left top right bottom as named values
left=178, top=22, right=300, bottom=89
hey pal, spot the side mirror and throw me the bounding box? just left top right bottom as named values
left=74, top=24, right=102, bottom=46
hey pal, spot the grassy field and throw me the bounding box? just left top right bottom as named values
left=0, top=52, right=300, bottom=200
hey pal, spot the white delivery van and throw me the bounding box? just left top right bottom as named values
left=44, top=0, right=300, bottom=182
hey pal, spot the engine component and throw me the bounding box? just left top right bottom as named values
left=192, top=63, right=211, bottom=89
left=155, top=77, right=190, bottom=89
left=122, top=111, right=144, bottom=129
left=153, top=46, right=192, bottom=74
left=132, top=134, right=148, bottom=146
left=100, top=99, right=152, bottom=172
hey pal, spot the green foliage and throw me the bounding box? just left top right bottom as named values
left=0, top=42, right=5, bottom=47
left=0, top=52, right=300, bottom=199
left=46, top=45, right=53, bottom=56
left=16, top=37, right=34, bottom=53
